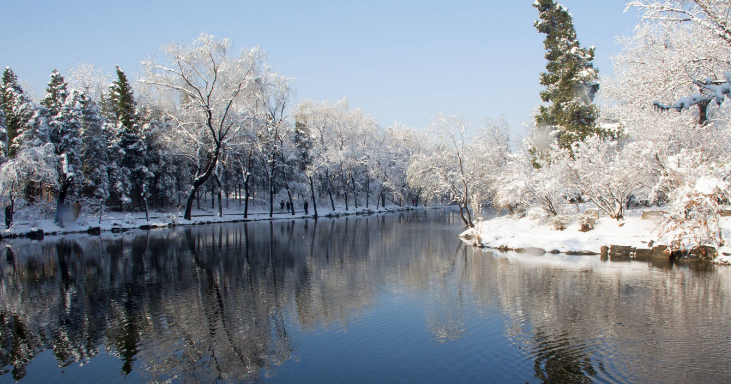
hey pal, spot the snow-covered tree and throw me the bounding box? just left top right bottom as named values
left=78, top=92, right=111, bottom=217
left=0, top=144, right=58, bottom=227
left=533, top=0, right=604, bottom=151
left=408, top=113, right=482, bottom=227
left=0, top=109, right=6, bottom=158
left=566, top=136, right=653, bottom=220
left=67, top=63, right=110, bottom=104
left=495, top=141, right=572, bottom=218
left=142, top=34, right=265, bottom=221
left=1, top=67, right=35, bottom=157
left=105, top=66, right=149, bottom=211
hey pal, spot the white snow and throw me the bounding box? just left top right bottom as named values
left=694, top=176, right=728, bottom=195
left=2, top=202, right=431, bottom=239
left=462, top=208, right=731, bottom=265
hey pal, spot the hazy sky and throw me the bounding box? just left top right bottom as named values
left=1, top=0, right=641, bottom=136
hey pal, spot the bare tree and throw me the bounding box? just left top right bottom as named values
left=141, top=34, right=262, bottom=220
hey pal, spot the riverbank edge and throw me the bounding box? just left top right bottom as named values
left=1, top=205, right=440, bottom=241
left=459, top=211, right=731, bottom=266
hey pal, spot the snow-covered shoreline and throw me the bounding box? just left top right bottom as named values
left=1, top=204, right=433, bottom=240
left=461, top=208, right=731, bottom=265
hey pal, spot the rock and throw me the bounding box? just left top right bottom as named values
left=688, top=245, right=717, bottom=261
left=634, top=248, right=651, bottom=261
left=27, top=229, right=44, bottom=240
left=139, top=224, right=152, bottom=230
left=609, top=245, right=635, bottom=260
left=87, top=227, right=101, bottom=235
left=567, top=250, right=596, bottom=255
left=647, top=240, right=654, bottom=247
left=549, top=249, right=561, bottom=254
left=641, top=211, right=664, bottom=220
left=720, top=209, right=731, bottom=217
left=651, top=245, right=669, bottom=259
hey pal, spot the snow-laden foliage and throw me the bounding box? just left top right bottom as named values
left=566, top=136, right=654, bottom=220
left=594, top=0, right=731, bottom=249
left=141, top=33, right=268, bottom=220
left=659, top=175, right=729, bottom=250
left=0, top=144, right=58, bottom=209
left=408, top=113, right=510, bottom=227
left=494, top=140, right=570, bottom=219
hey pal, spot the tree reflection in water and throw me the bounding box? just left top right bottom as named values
left=0, top=210, right=730, bottom=383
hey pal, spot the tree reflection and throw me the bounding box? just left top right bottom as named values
left=1, top=211, right=730, bottom=383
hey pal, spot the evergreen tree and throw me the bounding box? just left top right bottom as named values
left=107, top=66, right=147, bottom=210
left=0, top=109, right=7, bottom=158
left=108, top=66, right=138, bottom=134
left=41, top=70, right=69, bottom=116
left=533, top=0, right=603, bottom=151
left=1, top=67, right=34, bottom=157
left=78, top=93, right=111, bottom=208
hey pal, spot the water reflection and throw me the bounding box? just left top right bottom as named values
left=1, top=210, right=730, bottom=383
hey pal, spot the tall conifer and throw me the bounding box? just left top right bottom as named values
left=533, top=0, right=603, bottom=151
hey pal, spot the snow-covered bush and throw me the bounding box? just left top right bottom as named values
left=495, top=140, right=572, bottom=217
left=658, top=174, right=729, bottom=251
left=550, top=214, right=570, bottom=231
left=578, top=213, right=596, bottom=232
left=566, top=136, right=653, bottom=220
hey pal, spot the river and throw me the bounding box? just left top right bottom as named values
left=1, top=208, right=730, bottom=383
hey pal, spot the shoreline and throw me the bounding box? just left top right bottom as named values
left=1, top=205, right=439, bottom=241
left=460, top=208, right=731, bottom=266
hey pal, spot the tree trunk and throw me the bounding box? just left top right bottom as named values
left=243, top=174, right=251, bottom=219
left=699, top=99, right=711, bottom=126
left=342, top=174, right=349, bottom=211
left=268, top=171, right=275, bottom=218
left=326, top=170, right=335, bottom=211
left=351, top=174, right=358, bottom=209
left=309, top=176, right=318, bottom=218
left=55, top=176, right=72, bottom=226
left=184, top=152, right=219, bottom=221
left=279, top=155, right=295, bottom=216
left=99, top=199, right=104, bottom=225
left=365, top=174, right=370, bottom=208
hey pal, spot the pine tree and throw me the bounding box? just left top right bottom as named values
left=79, top=93, right=111, bottom=206
left=533, top=0, right=603, bottom=151
left=0, top=109, right=7, bottom=158
left=107, top=66, right=147, bottom=210
left=41, top=70, right=69, bottom=116
left=109, top=66, right=138, bottom=135
left=1, top=67, right=34, bottom=157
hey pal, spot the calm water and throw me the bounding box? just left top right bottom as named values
left=1, top=209, right=731, bottom=383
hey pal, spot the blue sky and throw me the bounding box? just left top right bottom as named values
left=1, top=0, right=641, bottom=136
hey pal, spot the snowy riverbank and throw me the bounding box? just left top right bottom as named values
left=461, top=208, right=731, bottom=265
left=1, top=203, right=431, bottom=240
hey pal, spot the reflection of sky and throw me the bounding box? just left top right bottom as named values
left=2, top=209, right=731, bottom=383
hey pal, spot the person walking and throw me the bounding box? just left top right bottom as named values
left=280, top=200, right=285, bottom=211
left=304, top=201, right=309, bottom=215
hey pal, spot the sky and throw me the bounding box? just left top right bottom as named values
left=0, top=0, right=642, bottom=137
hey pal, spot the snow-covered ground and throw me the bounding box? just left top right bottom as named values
left=1, top=202, right=429, bottom=239
left=462, top=208, right=731, bottom=266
